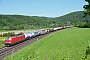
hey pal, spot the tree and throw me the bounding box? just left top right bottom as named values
left=83, top=0, right=90, bottom=17
left=83, top=1, right=90, bottom=59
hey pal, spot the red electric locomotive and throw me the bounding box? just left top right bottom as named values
left=5, top=34, right=25, bottom=46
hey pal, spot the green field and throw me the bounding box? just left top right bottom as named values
left=4, top=27, right=90, bottom=60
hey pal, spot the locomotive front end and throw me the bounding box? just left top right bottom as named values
left=5, top=37, right=12, bottom=46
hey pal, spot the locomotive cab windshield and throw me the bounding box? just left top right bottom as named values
left=6, top=37, right=11, bottom=40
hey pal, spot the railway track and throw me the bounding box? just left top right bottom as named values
left=0, top=32, right=53, bottom=60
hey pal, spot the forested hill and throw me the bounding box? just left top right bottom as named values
left=0, top=15, right=57, bottom=30
left=55, top=11, right=90, bottom=24
left=0, top=11, right=90, bottom=30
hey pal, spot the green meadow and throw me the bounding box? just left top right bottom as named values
left=4, top=27, right=90, bottom=60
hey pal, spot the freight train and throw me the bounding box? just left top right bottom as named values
left=5, top=26, right=72, bottom=46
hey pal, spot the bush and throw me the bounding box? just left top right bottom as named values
left=78, top=23, right=90, bottom=28
left=0, top=32, right=15, bottom=37
left=19, top=32, right=24, bottom=34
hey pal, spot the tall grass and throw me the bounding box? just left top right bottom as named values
left=0, top=37, right=6, bottom=41
left=4, top=27, right=90, bottom=60
left=0, top=37, right=5, bottom=48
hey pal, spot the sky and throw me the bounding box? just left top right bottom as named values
left=0, top=0, right=88, bottom=17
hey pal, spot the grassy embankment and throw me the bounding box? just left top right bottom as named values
left=4, top=27, right=90, bottom=60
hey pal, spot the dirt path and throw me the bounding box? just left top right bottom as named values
left=0, top=30, right=39, bottom=34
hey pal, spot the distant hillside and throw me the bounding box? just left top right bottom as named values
left=0, top=11, right=90, bottom=30
left=55, top=11, right=90, bottom=24
left=0, top=15, right=59, bottom=30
